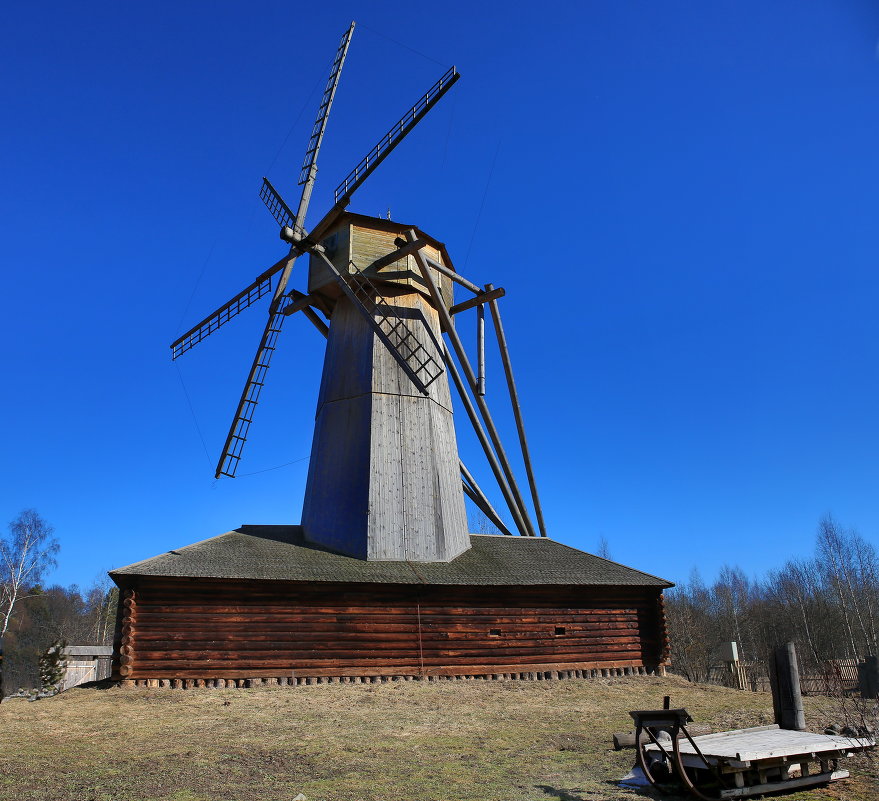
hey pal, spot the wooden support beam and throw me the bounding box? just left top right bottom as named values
left=476, top=304, right=486, bottom=396
left=170, top=254, right=289, bottom=357
left=449, top=287, right=505, bottom=316
left=282, top=291, right=321, bottom=316
left=442, top=347, right=529, bottom=537
left=301, top=306, right=329, bottom=338
left=486, top=284, right=548, bottom=538
left=460, top=460, right=512, bottom=536
left=368, top=238, right=431, bottom=272
left=409, top=230, right=537, bottom=537
left=462, top=483, right=493, bottom=529
left=313, top=248, right=430, bottom=395
left=423, top=256, right=482, bottom=294
left=281, top=291, right=329, bottom=337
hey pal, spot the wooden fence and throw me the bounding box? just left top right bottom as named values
left=708, top=658, right=860, bottom=695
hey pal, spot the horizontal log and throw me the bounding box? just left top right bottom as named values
left=132, top=601, right=649, bottom=614
left=131, top=617, right=641, bottom=632
left=128, top=626, right=642, bottom=643
left=132, top=611, right=646, bottom=626
left=133, top=610, right=650, bottom=623
left=129, top=644, right=645, bottom=665
left=128, top=628, right=642, bottom=644
left=134, top=597, right=654, bottom=611
left=613, top=725, right=712, bottom=750
left=448, top=287, right=506, bottom=316
left=135, top=581, right=654, bottom=594
left=132, top=577, right=659, bottom=595
left=125, top=635, right=644, bottom=656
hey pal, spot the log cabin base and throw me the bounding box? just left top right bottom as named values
left=110, top=531, right=673, bottom=686
left=118, top=664, right=661, bottom=689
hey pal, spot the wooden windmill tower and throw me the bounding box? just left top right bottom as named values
left=171, top=22, right=547, bottom=558
left=111, top=23, right=673, bottom=686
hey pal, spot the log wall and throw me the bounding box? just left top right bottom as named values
left=113, top=579, right=667, bottom=681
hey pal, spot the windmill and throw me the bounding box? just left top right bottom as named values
left=170, top=22, right=547, bottom=562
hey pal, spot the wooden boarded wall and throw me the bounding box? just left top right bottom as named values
left=114, top=579, right=668, bottom=680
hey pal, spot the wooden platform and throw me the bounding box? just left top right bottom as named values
left=646, top=724, right=874, bottom=798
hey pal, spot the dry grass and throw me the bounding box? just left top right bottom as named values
left=0, top=674, right=875, bottom=801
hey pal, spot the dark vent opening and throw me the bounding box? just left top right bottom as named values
left=489, top=629, right=501, bottom=637
left=554, top=626, right=566, bottom=636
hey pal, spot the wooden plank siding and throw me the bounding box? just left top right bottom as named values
left=113, top=579, right=667, bottom=681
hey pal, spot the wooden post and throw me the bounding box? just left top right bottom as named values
left=770, top=642, right=806, bottom=731
left=410, top=233, right=537, bottom=537
left=300, top=306, right=329, bottom=338
left=486, top=285, right=548, bottom=538
left=858, top=655, right=879, bottom=699
left=460, top=460, right=512, bottom=536
left=476, top=304, right=486, bottom=396
left=423, top=255, right=481, bottom=294
left=443, top=347, right=529, bottom=537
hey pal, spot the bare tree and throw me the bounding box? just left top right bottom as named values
left=817, top=516, right=870, bottom=659
left=713, top=565, right=752, bottom=659
left=85, top=575, right=118, bottom=645
left=596, top=535, right=612, bottom=560
left=0, top=510, right=60, bottom=638
left=666, top=569, right=715, bottom=682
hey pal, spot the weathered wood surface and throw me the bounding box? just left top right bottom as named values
left=674, top=728, right=875, bottom=763
left=115, top=580, right=666, bottom=679
left=301, top=286, right=468, bottom=562
left=645, top=724, right=875, bottom=765
left=413, top=239, right=536, bottom=538
left=449, top=287, right=505, bottom=316
left=308, top=220, right=453, bottom=309
left=770, top=642, right=807, bottom=731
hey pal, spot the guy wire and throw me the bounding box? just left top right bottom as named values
left=174, top=362, right=215, bottom=472
left=359, top=23, right=446, bottom=67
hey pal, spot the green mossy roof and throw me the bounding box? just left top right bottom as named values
left=111, top=526, right=672, bottom=588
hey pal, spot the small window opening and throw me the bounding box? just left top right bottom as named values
left=489, top=628, right=501, bottom=637
left=554, top=626, right=567, bottom=636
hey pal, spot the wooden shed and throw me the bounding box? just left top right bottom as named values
left=110, top=527, right=671, bottom=684
left=61, top=645, right=113, bottom=691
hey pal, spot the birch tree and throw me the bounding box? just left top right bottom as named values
left=0, top=509, right=60, bottom=638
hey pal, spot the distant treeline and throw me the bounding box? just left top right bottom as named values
left=1, top=582, right=117, bottom=694
left=666, top=516, right=879, bottom=681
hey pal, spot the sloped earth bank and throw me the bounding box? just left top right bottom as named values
left=0, top=674, right=875, bottom=801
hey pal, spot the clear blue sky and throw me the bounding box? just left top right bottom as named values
left=2, top=1, right=878, bottom=591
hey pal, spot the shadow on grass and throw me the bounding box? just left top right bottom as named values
left=536, top=781, right=683, bottom=800
left=534, top=786, right=589, bottom=801
left=74, top=679, right=117, bottom=691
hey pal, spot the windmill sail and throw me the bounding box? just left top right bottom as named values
left=259, top=178, right=296, bottom=231
left=215, top=24, right=356, bottom=477
left=334, top=66, right=459, bottom=205
left=215, top=304, right=288, bottom=478
left=170, top=256, right=290, bottom=360
left=299, top=22, right=355, bottom=186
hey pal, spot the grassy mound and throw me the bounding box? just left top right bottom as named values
left=0, top=674, right=874, bottom=800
